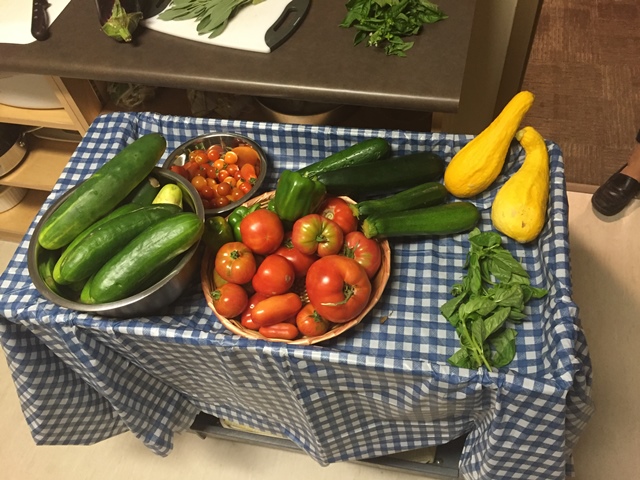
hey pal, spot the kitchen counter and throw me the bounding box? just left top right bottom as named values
left=0, top=0, right=476, bottom=114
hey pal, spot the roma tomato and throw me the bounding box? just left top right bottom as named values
left=259, top=323, right=300, bottom=340
left=252, top=293, right=303, bottom=327
left=251, top=254, right=295, bottom=296
left=274, top=233, right=318, bottom=278
left=341, top=231, right=382, bottom=279
left=305, top=255, right=371, bottom=323
left=291, top=214, right=344, bottom=257
left=319, top=197, right=358, bottom=234
left=241, top=292, right=269, bottom=331
left=296, top=303, right=331, bottom=337
left=240, top=209, right=285, bottom=255
left=211, top=283, right=249, bottom=319
left=215, top=242, right=257, bottom=284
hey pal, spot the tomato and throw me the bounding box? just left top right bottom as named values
left=252, top=254, right=295, bottom=296
left=240, top=209, right=285, bottom=255
left=224, top=151, right=239, bottom=164
left=192, top=150, right=208, bottom=165
left=274, top=233, right=317, bottom=278
left=215, top=242, right=257, bottom=284
left=319, top=197, right=358, bottom=235
left=211, top=283, right=249, bottom=318
left=252, top=293, right=303, bottom=327
left=259, top=323, right=300, bottom=340
left=233, top=145, right=260, bottom=167
left=170, top=164, right=188, bottom=179
left=341, top=231, right=382, bottom=279
left=240, top=292, right=269, bottom=331
left=206, top=146, right=221, bottom=162
left=296, top=303, right=331, bottom=337
left=191, top=175, right=207, bottom=192
left=291, top=214, right=344, bottom=257
left=216, top=182, right=232, bottom=197
left=305, top=255, right=371, bottom=323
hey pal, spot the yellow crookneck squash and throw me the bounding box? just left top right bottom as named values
left=491, top=126, right=550, bottom=244
left=444, top=90, right=535, bottom=198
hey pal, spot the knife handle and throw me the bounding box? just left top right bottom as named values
left=32, top=1, right=50, bottom=41
left=264, top=0, right=310, bottom=52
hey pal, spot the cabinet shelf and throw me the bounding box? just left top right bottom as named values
left=0, top=103, right=77, bottom=131
left=0, top=189, right=48, bottom=243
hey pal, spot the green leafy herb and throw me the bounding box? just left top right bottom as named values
left=340, top=0, right=448, bottom=57
left=440, top=228, right=548, bottom=370
left=159, top=0, right=265, bottom=39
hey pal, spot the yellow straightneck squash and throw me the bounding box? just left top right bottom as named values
left=491, top=126, right=550, bottom=244
left=444, top=90, right=535, bottom=198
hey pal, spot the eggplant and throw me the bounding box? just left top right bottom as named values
left=95, top=0, right=143, bottom=42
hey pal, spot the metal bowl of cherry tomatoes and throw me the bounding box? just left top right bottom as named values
left=162, top=132, right=268, bottom=216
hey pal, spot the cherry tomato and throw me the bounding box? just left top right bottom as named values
left=216, top=182, right=232, bottom=197
left=240, top=292, right=269, bottom=331
left=319, top=197, right=358, bottom=235
left=251, top=254, right=295, bottom=296
left=206, top=178, right=218, bottom=190
left=212, top=196, right=231, bottom=208
left=215, top=241, right=257, bottom=284
left=223, top=176, right=237, bottom=187
left=211, top=283, right=249, bottom=318
left=230, top=187, right=244, bottom=202
left=341, top=231, right=382, bottom=279
left=206, top=146, right=221, bottom=162
left=217, top=169, right=231, bottom=182
left=252, top=293, right=303, bottom=327
left=191, top=175, right=207, bottom=192
left=296, top=303, right=331, bottom=337
left=227, top=164, right=240, bottom=176
left=274, top=233, right=318, bottom=278
left=237, top=179, right=252, bottom=194
left=291, top=214, right=344, bottom=257
left=305, top=255, right=371, bottom=324
left=259, top=323, right=300, bottom=340
left=200, top=186, right=216, bottom=200
left=240, top=209, right=285, bottom=255
left=170, top=165, right=188, bottom=179
left=213, top=159, right=226, bottom=171
left=204, top=164, right=218, bottom=179
left=224, top=151, right=239, bottom=164
left=192, top=150, right=208, bottom=165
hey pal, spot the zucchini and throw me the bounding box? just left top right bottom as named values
left=87, top=212, right=203, bottom=304
left=152, top=183, right=183, bottom=209
left=362, top=202, right=480, bottom=238
left=351, top=182, right=448, bottom=218
left=54, top=204, right=181, bottom=285
left=314, top=151, right=445, bottom=197
left=297, top=138, right=391, bottom=177
left=38, top=133, right=166, bottom=250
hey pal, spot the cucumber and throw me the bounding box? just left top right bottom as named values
left=314, top=151, right=445, bottom=197
left=38, top=248, right=79, bottom=301
left=351, top=182, right=448, bottom=218
left=38, top=133, right=167, bottom=250
left=362, top=202, right=480, bottom=239
left=54, top=204, right=181, bottom=285
left=297, top=138, right=391, bottom=177
left=88, top=212, right=203, bottom=304
left=125, top=175, right=162, bottom=206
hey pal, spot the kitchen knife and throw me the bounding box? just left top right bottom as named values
left=31, top=0, right=50, bottom=41
left=265, top=0, right=310, bottom=51
left=141, top=0, right=172, bottom=19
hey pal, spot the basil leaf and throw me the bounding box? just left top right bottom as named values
left=448, top=347, right=473, bottom=368
left=489, top=328, right=518, bottom=368
left=483, top=306, right=511, bottom=339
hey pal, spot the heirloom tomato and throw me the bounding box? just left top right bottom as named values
left=274, top=233, right=318, bottom=278
left=341, top=231, right=382, bottom=279
left=291, top=214, right=344, bottom=257
left=211, top=283, right=249, bottom=319
left=241, top=292, right=269, bottom=331
left=251, top=254, right=295, bottom=296
left=305, top=255, right=371, bottom=323
left=252, top=293, right=303, bottom=327
left=319, top=197, right=358, bottom=234
left=259, top=323, right=300, bottom=340
left=296, top=303, right=331, bottom=337
left=240, top=209, right=285, bottom=255
left=215, top=241, right=257, bottom=284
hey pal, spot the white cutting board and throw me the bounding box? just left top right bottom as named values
left=0, top=0, right=71, bottom=45
left=143, top=0, right=295, bottom=54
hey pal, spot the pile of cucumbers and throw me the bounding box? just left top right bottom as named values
left=37, top=134, right=204, bottom=305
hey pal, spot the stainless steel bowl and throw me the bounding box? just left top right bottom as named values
left=162, top=131, right=268, bottom=216
left=27, top=167, right=205, bottom=318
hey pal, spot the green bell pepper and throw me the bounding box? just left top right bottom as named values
left=203, top=216, right=234, bottom=255
left=227, top=203, right=261, bottom=241
left=273, top=170, right=326, bottom=223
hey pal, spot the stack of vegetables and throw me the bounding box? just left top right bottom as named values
left=36, top=134, right=204, bottom=305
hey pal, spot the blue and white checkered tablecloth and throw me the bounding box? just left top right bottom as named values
left=0, top=112, right=593, bottom=479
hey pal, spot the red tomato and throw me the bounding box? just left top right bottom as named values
left=211, top=283, right=249, bottom=318
left=252, top=293, right=303, bottom=327
left=170, top=164, right=188, bottom=179
left=240, top=209, right=285, bottom=255
left=291, top=214, right=344, bottom=257
left=251, top=254, right=295, bottom=296
left=274, top=233, right=318, bottom=278
left=259, top=323, right=299, bottom=340
left=319, top=197, right=358, bottom=234
left=296, top=303, right=331, bottom=337
left=305, top=255, right=371, bottom=324
left=241, top=292, right=269, bottom=331
left=215, top=242, right=257, bottom=284
left=341, top=231, right=382, bottom=279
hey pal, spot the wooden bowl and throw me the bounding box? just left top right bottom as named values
left=201, top=191, right=391, bottom=345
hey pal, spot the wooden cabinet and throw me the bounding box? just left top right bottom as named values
left=0, top=77, right=103, bottom=242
